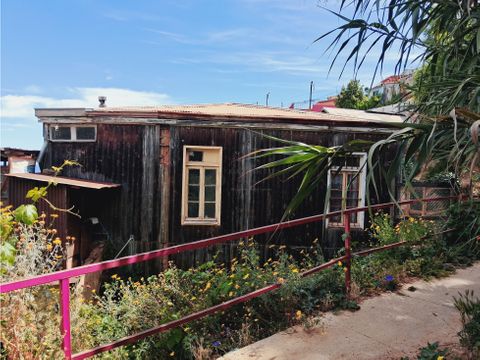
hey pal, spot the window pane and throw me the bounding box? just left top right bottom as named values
left=188, top=185, right=199, bottom=201
left=188, top=202, right=199, bottom=217
left=346, top=174, right=359, bottom=191
left=345, top=156, right=361, bottom=168
left=51, top=127, right=71, bottom=140
left=331, top=173, right=343, bottom=190
left=204, top=202, right=216, bottom=218
left=76, top=127, right=96, bottom=140
left=188, top=169, right=199, bottom=185
left=188, top=151, right=203, bottom=162
left=205, top=169, right=216, bottom=185
left=331, top=157, right=345, bottom=167
left=205, top=186, right=216, bottom=201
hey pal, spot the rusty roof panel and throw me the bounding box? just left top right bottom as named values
left=87, top=103, right=401, bottom=123
left=6, top=173, right=121, bottom=189
left=36, top=103, right=402, bottom=125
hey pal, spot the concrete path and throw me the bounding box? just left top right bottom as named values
left=221, top=263, right=480, bottom=360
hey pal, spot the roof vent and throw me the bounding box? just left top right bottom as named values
left=98, top=96, right=106, bottom=108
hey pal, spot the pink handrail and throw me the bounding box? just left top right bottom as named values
left=0, top=195, right=466, bottom=359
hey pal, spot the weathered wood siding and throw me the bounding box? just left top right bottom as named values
left=168, top=126, right=395, bottom=266
left=39, top=122, right=396, bottom=268
left=40, top=124, right=168, bottom=265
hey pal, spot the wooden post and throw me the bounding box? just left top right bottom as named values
left=159, top=128, right=171, bottom=270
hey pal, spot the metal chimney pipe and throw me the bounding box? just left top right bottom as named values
left=98, top=96, right=106, bottom=107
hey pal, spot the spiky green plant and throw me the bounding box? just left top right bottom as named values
left=251, top=0, right=480, bottom=215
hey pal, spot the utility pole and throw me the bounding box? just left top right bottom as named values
left=266, top=92, right=270, bottom=106
left=309, top=81, right=314, bottom=110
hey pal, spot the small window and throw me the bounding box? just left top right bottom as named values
left=327, top=153, right=367, bottom=228
left=51, top=126, right=72, bottom=140
left=49, top=125, right=96, bottom=142
left=76, top=126, right=96, bottom=140
left=181, top=146, right=222, bottom=225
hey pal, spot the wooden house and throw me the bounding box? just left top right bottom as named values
left=7, top=103, right=402, bottom=268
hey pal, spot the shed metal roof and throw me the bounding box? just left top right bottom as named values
left=36, top=103, right=403, bottom=125
left=320, top=107, right=404, bottom=122
left=6, top=173, right=121, bottom=189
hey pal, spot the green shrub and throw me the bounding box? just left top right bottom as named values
left=454, top=290, right=480, bottom=357
left=444, top=200, right=480, bottom=264
left=417, top=342, right=448, bottom=360
left=71, top=239, right=350, bottom=359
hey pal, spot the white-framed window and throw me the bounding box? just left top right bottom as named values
left=181, top=146, right=222, bottom=225
left=49, top=125, right=97, bottom=142
left=326, top=153, right=367, bottom=228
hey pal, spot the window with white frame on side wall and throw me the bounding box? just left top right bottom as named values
left=326, top=153, right=367, bottom=228
left=49, top=125, right=97, bottom=142
left=181, top=146, right=222, bottom=225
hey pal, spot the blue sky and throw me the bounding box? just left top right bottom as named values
left=1, top=0, right=401, bottom=149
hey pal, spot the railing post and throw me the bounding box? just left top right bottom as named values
left=59, top=278, right=72, bottom=359
left=343, top=212, right=351, bottom=299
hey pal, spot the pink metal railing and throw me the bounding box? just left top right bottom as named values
left=0, top=195, right=465, bottom=359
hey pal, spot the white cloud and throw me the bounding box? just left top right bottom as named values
left=173, top=51, right=329, bottom=75
left=1, top=87, right=173, bottom=119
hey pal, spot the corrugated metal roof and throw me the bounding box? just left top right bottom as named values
left=320, top=107, right=404, bottom=122
left=6, top=173, right=121, bottom=189
left=86, top=103, right=401, bottom=124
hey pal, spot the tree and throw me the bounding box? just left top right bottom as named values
left=253, top=0, right=480, bottom=214
left=336, top=80, right=380, bottom=110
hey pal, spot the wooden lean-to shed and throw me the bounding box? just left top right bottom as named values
left=7, top=173, right=120, bottom=268
left=9, top=103, right=402, bottom=268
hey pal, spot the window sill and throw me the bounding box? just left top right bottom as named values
left=182, top=219, right=221, bottom=226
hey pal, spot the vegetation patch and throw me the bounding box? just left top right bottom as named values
left=1, top=200, right=479, bottom=359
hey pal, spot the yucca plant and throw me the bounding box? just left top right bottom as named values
left=252, top=0, right=480, bottom=215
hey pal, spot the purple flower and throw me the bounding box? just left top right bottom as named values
left=385, top=275, right=394, bottom=282
left=212, top=341, right=221, bottom=347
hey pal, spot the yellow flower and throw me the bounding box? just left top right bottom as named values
left=343, top=267, right=348, bottom=272
left=190, top=296, right=197, bottom=301
left=204, top=282, right=211, bottom=291
left=53, top=238, right=62, bottom=245
left=167, top=301, right=174, bottom=307
left=409, top=217, right=415, bottom=223
left=277, top=277, right=285, bottom=284
left=228, top=291, right=234, bottom=297
left=46, top=244, right=53, bottom=251
left=295, top=310, right=302, bottom=320
left=243, top=273, right=250, bottom=280
left=337, top=261, right=342, bottom=267
left=437, top=357, right=444, bottom=360
left=235, top=284, right=240, bottom=289
left=291, top=268, right=299, bottom=273
left=229, top=274, right=235, bottom=279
